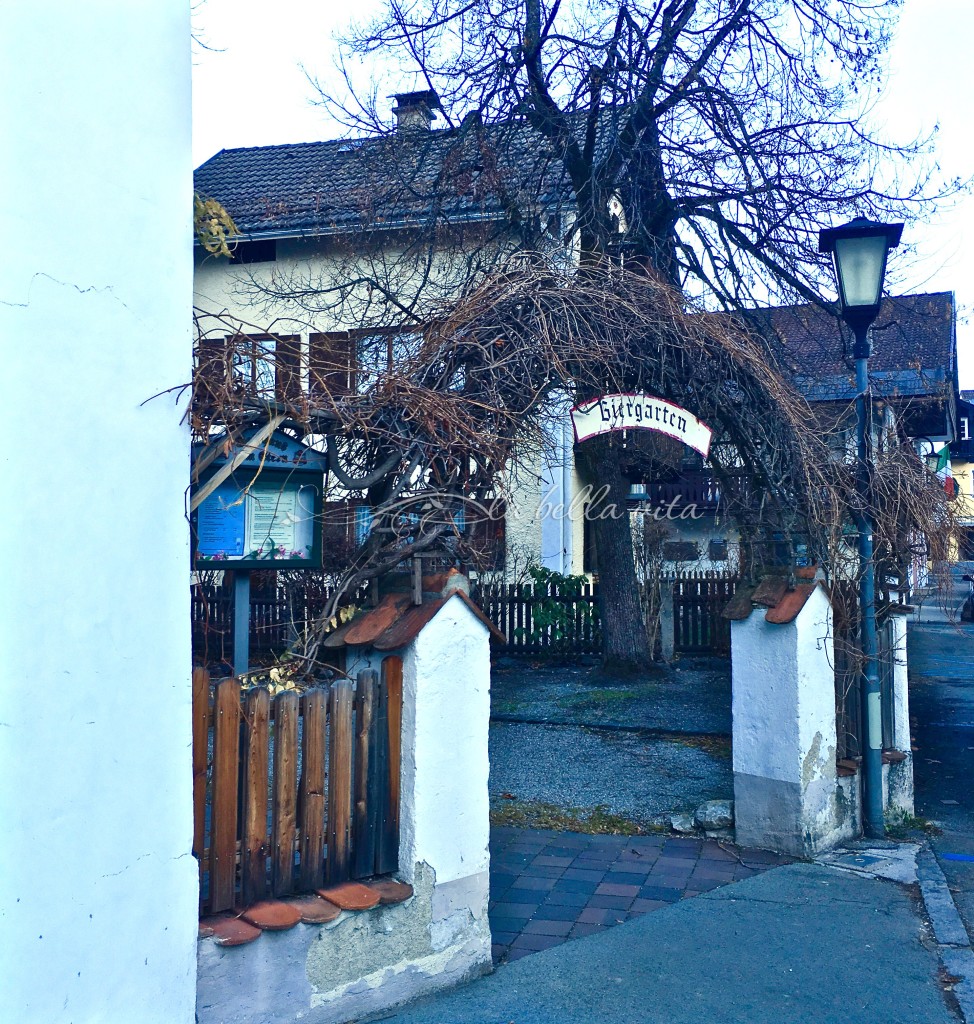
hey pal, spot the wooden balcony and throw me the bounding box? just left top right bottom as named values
left=634, top=471, right=749, bottom=515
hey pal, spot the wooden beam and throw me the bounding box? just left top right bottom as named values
left=190, top=414, right=286, bottom=512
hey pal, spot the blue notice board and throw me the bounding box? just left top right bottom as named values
left=196, top=483, right=246, bottom=558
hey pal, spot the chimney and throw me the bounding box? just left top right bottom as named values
left=392, top=89, right=441, bottom=132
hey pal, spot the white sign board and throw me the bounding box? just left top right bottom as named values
left=571, top=393, right=712, bottom=457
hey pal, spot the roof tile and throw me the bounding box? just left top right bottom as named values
left=284, top=895, right=343, bottom=924
left=722, top=585, right=756, bottom=620
left=240, top=900, right=302, bottom=931
left=343, top=593, right=413, bottom=645
left=367, top=878, right=415, bottom=905
left=750, top=576, right=789, bottom=608
left=316, top=881, right=382, bottom=911
left=764, top=584, right=818, bottom=624
left=209, top=916, right=262, bottom=947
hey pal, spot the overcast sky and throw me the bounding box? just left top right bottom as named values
left=191, top=0, right=973, bottom=387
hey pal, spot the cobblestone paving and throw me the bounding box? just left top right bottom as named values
left=489, top=826, right=791, bottom=963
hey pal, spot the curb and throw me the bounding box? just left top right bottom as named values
left=918, top=843, right=974, bottom=1021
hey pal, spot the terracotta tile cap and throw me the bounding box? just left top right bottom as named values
left=764, top=583, right=817, bottom=624
left=367, top=878, right=414, bottom=905
left=344, top=593, right=413, bottom=646
left=372, top=597, right=447, bottom=651
left=316, top=881, right=382, bottom=911
left=240, top=900, right=303, bottom=931
left=322, top=619, right=356, bottom=649
left=722, top=585, right=756, bottom=620
left=750, top=576, right=789, bottom=608
left=373, top=591, right=506, bottom=651
left=209, top=916, right=263, bottom=947
left=198, top=918, right=219, bottom=938
left=284, top=895, right=343, bottom=924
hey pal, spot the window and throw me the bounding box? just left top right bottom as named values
left=310, top=328, right=423, bottom=400
left=229, top=333, right=301, bottom=402
left=962, top=417, right=970, bottom=442
left=195, top=333, right=300, bottom=404
left=229, top=239, right=277, bottom=264
left=354, top=330, right=422, bottom=392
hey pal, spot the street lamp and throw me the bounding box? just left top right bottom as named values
left=819, top=216, right=903, bottom=838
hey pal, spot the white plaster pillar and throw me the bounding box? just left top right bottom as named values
left=732, top=586, right=854, bottom=856
left=885, top=609, right=915, bottom=816
left=400, top=600, right=491, bottom=908
left=0, top=5, right=196, bottom=1022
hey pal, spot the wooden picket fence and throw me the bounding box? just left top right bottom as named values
left=192, top=659, right=403, bottom=916
left=475, top=580, right=601, bottom=656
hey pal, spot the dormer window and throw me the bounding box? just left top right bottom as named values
left=230, top=239, right=277, bottom=264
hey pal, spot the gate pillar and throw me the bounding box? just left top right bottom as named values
left=728, top=579, right=854, bottom=856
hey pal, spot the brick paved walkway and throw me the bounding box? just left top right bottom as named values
left=489, top=826, right=791, bottom=963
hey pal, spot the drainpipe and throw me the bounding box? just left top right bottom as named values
left=562, top=416, right=572, bottom=574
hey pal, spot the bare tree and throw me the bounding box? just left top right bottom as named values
left=198, top=0, right=956, bottom=669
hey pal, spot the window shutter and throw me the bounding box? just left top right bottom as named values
left=194, top=335, right=227, bottom=405
left=310, top=333, right=357, bottom=400
left=275, top=335, right=302, bottom=404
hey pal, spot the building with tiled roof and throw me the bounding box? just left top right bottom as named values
left=194, top=98, right=572, bottom=242
left=193, top=97, right=960, bottom=584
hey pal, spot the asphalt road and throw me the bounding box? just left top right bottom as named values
left=909, top=610, right=974, bottom=944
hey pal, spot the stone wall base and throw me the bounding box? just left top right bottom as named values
left=197, top=863, right=491, bottom=1024
left=733, top=771, right=856, bottom=858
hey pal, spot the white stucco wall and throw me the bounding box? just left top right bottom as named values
left=0, top=6, right=197, bottom=1023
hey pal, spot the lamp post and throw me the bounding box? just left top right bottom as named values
left=818, top=216, right=903, bottom=837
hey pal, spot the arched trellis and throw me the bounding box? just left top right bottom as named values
left=191, top=261, right=956, bottom=676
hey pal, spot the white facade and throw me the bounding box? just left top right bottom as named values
left=0, top=6, right=197, bottom=1023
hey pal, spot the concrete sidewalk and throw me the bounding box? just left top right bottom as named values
left=380, top=861, right=956, bottom=1024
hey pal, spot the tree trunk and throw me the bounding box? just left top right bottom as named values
left=575, top=435, right=652, bottom=670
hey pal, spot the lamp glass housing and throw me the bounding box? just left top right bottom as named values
left=832, top=233, right=889, bottom=311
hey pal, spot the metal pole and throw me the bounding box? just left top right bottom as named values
left=853, top=327, right=885, bottom=836
left=233, top=570, right=251, bottom=677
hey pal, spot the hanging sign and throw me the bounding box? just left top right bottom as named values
left=571, top=393, right=712, bottom=457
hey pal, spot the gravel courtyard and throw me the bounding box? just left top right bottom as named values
left=488, top=657, right=734, bottom=826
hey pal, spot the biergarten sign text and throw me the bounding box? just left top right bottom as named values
left=571, top=393, right=712, bottom=457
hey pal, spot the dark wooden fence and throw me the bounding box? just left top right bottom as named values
left=193, top=572, right=741, bottom=663
left=192, top=584, right=344, bottom=664
left=193, top=658, right=402, bottom=916
left=474, top=580, right=601, bottom=656
left=671, top=572, right=739, bottom=655
left=474, top=572, right=739, bottom=657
